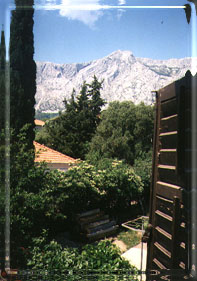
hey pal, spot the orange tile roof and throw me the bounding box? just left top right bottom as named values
left=35, top=119, right=45, bottom=126
left=34, top=141, right=76, bottom=164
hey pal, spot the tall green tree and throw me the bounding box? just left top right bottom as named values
left=0, top=28, right=6, bottom=190
left=87, top=75, right=105, bottom=127
left=8, top=2, right=36, bottom=267
left=86, top=101, right=154, bottom=165
left=0, top=28, right=6, bottom=130
left=0, top=27, right=6, bottom=270
left=9, top=0, right=36, bottom=149
left=0, top=28, right=6, bottom=71
left=40, top=76, right=105, bottom=159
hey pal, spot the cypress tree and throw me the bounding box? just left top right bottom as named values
left=0, top=27, right=6, bottom=187
left=8, top=1, right=36, bottom=268
left=0, top=28, right=6, bottom=71
left=0, top=27, right=6, bottom=130
left=9, top=0, right=36, bottom=149
left=88, top=75, right=105, bottom=130
left=0, top=27, right=6, bottom=270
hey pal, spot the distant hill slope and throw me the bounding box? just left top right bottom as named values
left=35, top=50, right=195, bottom=113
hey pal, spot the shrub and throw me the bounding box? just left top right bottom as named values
left=61, top=162, right=101, bottom=219
left=61, top=160, right=143, bottom=217
left=27, top=238, right=138, bottom=281
left=93, top=160, right=143, bottom=214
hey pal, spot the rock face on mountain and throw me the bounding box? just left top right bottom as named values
left=36, top=50, right=195, bottom=113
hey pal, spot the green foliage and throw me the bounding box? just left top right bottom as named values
left=42, top=76, right=105, bottom=159
left=27, top=238, right=137, bottom=280
left=35, top=124, right=51, bottom=145
left=0, top=29, right=6, bottom=130
left=0, top=29, right=6, bottom=71
left=87, top=101, right=135, bottom=164
left=0, top=130, right=5, bottom=265
left=0, top=70, right=5, bottom=130
left=93, top=160, right=143, bottom=213
left=63, top=160, right=143, bottom=216
left=9, top=155, right=142, bottom=254
left=57, top=162, right=101, bottom=219
left=0, top=130, right=5, bottom=188
left=10, top=167, right=70, bottom=267
left=117, top=229, right=141, bottom=250
left=133, top=103, right=154, bottom=158
left=87, top=101, right=154, bottom=165
left=7, top=125, right=143, bottom=268
left=133, top=150, right=153, bottom=213
left=10, top=0, right=36, bottom=146
left=6, top=126, right=68, bottom=267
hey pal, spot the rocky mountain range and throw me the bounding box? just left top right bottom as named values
left=35, top=50, right=195, bottom=113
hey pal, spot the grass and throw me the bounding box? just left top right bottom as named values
left=117, top=229, right=141, bottom=250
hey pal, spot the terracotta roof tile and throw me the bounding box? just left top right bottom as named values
left=34, top=141, right=76, bottom=164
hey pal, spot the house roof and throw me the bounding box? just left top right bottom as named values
left=35, top=119, right=45, bottom=126
left=34, top=141, right=76, bottom=164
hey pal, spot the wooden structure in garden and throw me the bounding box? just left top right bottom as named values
left=146, top=71, right=197, bottom=280
left=76, top=209, right=118, bottom=241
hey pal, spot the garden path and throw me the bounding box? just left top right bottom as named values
left=121, top=242, right=147, bottom=280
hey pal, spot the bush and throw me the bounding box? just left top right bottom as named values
left=60, top=162, right=101, bottom=219
left=10, top=167, right=70, bottom=268
left=93, top=160, right=143, bottom=214
left=60, top=160, right=143, bottom=217
left=27, top=238, right=138, bottom=281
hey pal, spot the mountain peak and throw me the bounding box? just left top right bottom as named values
left=108, top=50, right=135, bottom=60
left=35, top=51, right=193, bottom=113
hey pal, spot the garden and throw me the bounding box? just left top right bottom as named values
left=0, top=123, right=152, bottom=279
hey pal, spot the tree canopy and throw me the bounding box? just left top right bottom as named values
left=86, top=101, right=154, bottom=165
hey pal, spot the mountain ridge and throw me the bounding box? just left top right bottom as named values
left=35, top=50, right=195, bottom=113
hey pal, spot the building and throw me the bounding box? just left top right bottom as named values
left=34, top=119, right=45, bottom=131
left=34, top=141, right=76, bottom=172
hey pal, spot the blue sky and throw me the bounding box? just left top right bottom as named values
left=0, top=0, right=197, bottom=64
